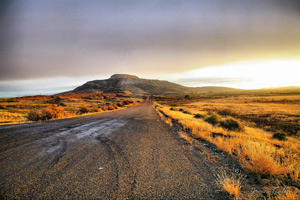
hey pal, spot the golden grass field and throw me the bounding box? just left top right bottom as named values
left=0, top=93, right=143, bottom=125
left=154, top=94, right=300, bottom=200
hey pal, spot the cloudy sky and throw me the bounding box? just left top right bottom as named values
left=1, top=0, right=300, bottom=97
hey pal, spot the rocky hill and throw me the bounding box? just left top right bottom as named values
left=67, top=74, right=239, bottom=94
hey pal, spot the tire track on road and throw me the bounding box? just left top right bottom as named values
left=96, top=136, right=137, bottom=200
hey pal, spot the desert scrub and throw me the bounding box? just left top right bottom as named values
left=90, top=106, right=101, bottom=113
left=272, top=132, right=288, bottom=141
left=183, top=110, right=192, bottom=114
left=204, top=114, right=221, bottom=125
left=194, top=113, right=206, bottom=119
left=216, top=171, right=242, bottom=200
left=78, top=105, right=89, bottom=114
left=42, top=104, right=65, bottom=120
left=123, top=100, right=134, bottom=105
left=102, top=106, right=108, bottom=111
left=26, top=110, right=41, bottom=121
left=107, top=105, right=115, bottom=110
left=170, top=107, right=178, bottom=111
left=117, top=102, right=124, bottom=107
left=220, top=118, right=244, bottom=131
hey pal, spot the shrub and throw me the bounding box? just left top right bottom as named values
left=204, top=114, right=221, bottom=125
left=113, top=104, right=118, bottom=109
left=42, top=104, right=65, bottom=120
left=90, top=106, right=101, bottom=112
left=0, top=105, right=6, bottom=109
left=218, top=109, right=233, bottom=116
left=183, top=110, right=192, bottom=114
left=78, top=105, right=89, bottom=114
left=102, top=106, right=108, bottom=111
left=117, top=102, right=124, bottom=107
left=123, top=100, right=134, bottom=105
left=194, top=113, right=206, bottom=119
left=273, top=132, right=288, bottom=141
left=170, top=107, right=178, bottom=111
left=179, top=108, right=184, bottom=111
left=26, top=110, right=41, bottom=121
left=220, top=118, right=244, bottom=131
left=107, top=105, right=115, bottom=110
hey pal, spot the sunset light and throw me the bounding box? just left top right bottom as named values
left=1, top=2, right=300, bottom=199
left=169, top=60, right=300, bottom=89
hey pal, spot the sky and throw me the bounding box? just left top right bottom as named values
left=1, top=0, right=300, bottom=97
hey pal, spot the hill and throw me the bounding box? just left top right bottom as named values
left=67, top=74, right=239, bottom=95
left=70, top=74, right=190, bottom=94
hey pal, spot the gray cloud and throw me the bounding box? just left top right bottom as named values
left=1, top=0, right=300, bottom=81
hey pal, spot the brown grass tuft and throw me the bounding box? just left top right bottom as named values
left=216, top=171, right=242, bottom=200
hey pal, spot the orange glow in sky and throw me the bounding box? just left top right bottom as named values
left=163, top=60, right=300, bottom=89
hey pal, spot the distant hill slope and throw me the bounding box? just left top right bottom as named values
left=67, top=74, right=239, bottom=95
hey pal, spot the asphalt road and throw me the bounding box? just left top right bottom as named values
left=0, top=100, right=234, bottom=199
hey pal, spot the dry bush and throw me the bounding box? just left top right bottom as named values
left=107, top=105, right=115, bottom=110
left=216, top=171, right=242, bottom=200
left=90, top=106, right=101, bottom=113
left=26, top=110, right=41, bottom=121
left=117, top=102, right=124, bottom=107
left=194, top=113, right=206, bottom=119
left=204, top=114, right=221, bottom=125
left=113, top=104, right=118, bottom=109
left=170, top=107, right=178, bottom=111
left=102, top=106, right=108, bottom=111
left=220, top=118, right=244, bottom=131
left=273, top=132, right=288, bottom=141
left=123, top=100, right=133, bottom=105
left=78, top=105, right=89, bottom=114
left=183, top=110, right=192, bottom=114
left=42, top=104, right=65, bottom=120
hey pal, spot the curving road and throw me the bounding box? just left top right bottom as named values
left=0, top=100, right=232, bottom=199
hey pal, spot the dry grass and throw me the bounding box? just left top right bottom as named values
left=0, top=93, right=142, bottom=125
left=179, top=131, right=194, bottom=144
left=186, top=95, right=300, bottom=136
left=156, top=105, right=300, bottom=183
left=275, top=188, right=300, bottom=200
left=157, top=110, right=173, bottom=127
left=216, top=171, right=242, bottom=200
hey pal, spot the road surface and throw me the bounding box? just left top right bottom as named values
left=0, top=100, right=239, bottom=199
